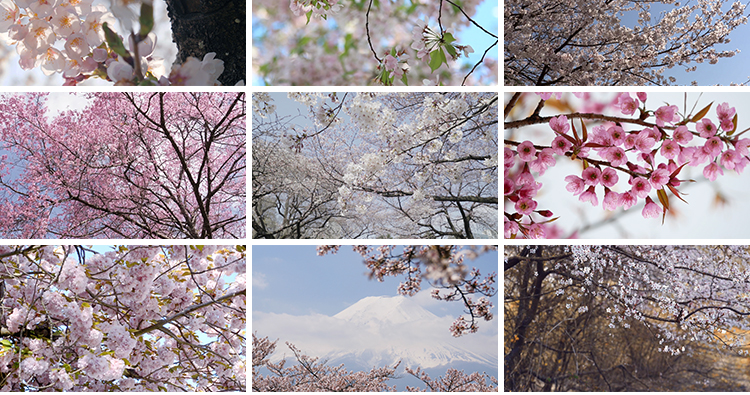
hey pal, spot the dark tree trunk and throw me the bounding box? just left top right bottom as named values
left=165, top=0, right=246, bottom=86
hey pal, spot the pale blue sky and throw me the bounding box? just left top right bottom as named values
left=619, top=2, right=750, bottom=85
left=252, top=245, right=499, bottom=318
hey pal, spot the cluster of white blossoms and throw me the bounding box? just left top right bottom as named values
left=346, top=94, right=396, bottom=136
left=252, top=93, right=276, bottom=118
left=289, top=0, right=342, bottom=19
left=0, top=0, right=226, bottom=84
left=288, top=92, right=321, bottom=107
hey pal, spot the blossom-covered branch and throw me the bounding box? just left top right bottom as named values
left=504, top=92, right=750, bottom=238
left=0, top=245, right=246, bottom=391
left=505, top=0, right=748, bottom=85
left=317, top=245, right=497, bottom=336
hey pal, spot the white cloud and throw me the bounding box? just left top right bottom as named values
left=253, top=272, right=269, bottom=289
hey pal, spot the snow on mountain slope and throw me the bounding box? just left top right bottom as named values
left=323, top=295, right=497, bottom=369
left=333, top=295, right=439, bottom=326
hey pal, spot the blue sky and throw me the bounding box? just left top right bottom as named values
left=618, top=2, right=750, bottom=85
left=252, top=245, right=498, bottom=318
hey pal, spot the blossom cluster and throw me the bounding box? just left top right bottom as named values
left=505, top=0, right=748, bottom=85
left=0, top=245, right=246, bottom=391
left=253, top=92, right=497, bottom=239
left=254, top=0, right=495, bottom=85
left=504, top=92, right=750, bottom=238
left=0, top=0, right=226, bottom=85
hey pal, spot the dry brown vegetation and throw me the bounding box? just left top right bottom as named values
left=504, top=245, right=750, bottom=391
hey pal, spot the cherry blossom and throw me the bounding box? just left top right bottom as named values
left=505, top=92, right=750, bottom=238
left=506, top=0, right=748, bottom=85
left=0, top=0, right=243, bottom=85
left=0, top=92, right=246, bottom=238
left=0, top=245, right=246, bottom=391
left=253, top=0, right=497, bottom=85
left=506, top=245, right=750, bottom=390
left=253, top=92, right=497, bottom=239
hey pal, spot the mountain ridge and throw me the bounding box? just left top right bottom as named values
left=323, top=295, right=497, bottom=369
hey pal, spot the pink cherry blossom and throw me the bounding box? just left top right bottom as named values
left=697, top=118, right=718, bottom=138
left=716, top=102, right=736, bottom=123
left=527, top=223, right=546, bottom=238
left=551, top=135, right=573, bottom=155
left=582, top=167, right=602, bottom=186
left=641, top=196, right=661, bottom=218
left=505, top=218, right=520, bottom=238
left=504, top=178, right=515, bottom=196
left=620, top=190, right=638, bottom=210
left=515, top=197, right=538, bottom=215
left=617, top=94, right=638, bottom=115
left=565, top=175, right=585, bottom=195
left=579, top=185, right=598, bottom=206
left=703, top=161, right=724, bottom=181
left=630, top=177, right=652, bottom=199
left=660, top=139, right=680, bottom=160
left=600, top=167, right=619, bottom=187
left=530, top=148, right=556, bottom=175
left=654, top=105, right=679, bottom=127
left=602, top=189, right=621, bottom=211
left=549, top=115, right=570, bottom=134
left=720, top=149, right=739, bottom=170
left=635, top=129, right=656, bottom=153
left=649, top=168, right=670, bottom=189
left=703, top=136, right=724, bottom=158
left=517, top=141, right=537, bottom=162
left=602, top=146, right=627, bottom=167
left=672, top=125, right=693, bottom=145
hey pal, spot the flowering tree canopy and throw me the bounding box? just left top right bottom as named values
left=252, top=334, right=498, bottom=392
left=505, top=0, right=748, bottom=85
left=253, top=92, right=498, bottom=239
left=0, top=92, right=246, bottom=239
left=0, top=245, right=246, bottom=391
left=504, top=92, right=750, bottom=238
left=252, top=0, right=498, bottom=86
left=0, top=0, right=243, bottom=85
left=505, top=245, right=750, bottom=391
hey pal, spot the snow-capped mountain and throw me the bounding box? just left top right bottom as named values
left=322, top=295, right=497, bottom=370
left=333, top=295, right=439, bottom=326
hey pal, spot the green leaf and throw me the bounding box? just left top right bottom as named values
left=442, top=32, right=456, bottom=45
left=305, top=10, right=313, bottom=24
left=444, top=44, right=457, bottom=59
left=428, top=48, right=445, bottom=72
left=401, top=72, right=409, bottom=86
left=103, top=22, right=130, bottom=62
left=138, top=2, right=154, bottom=37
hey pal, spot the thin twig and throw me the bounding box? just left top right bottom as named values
left=365, top=0, right=381, bottom=62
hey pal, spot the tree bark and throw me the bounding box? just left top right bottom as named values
left=165, top=0, right=246, bottom=86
